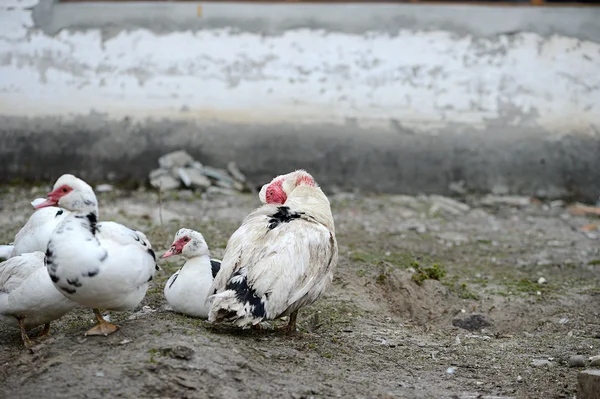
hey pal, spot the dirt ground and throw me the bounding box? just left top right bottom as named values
left=0, top=185, right=599, bottom=399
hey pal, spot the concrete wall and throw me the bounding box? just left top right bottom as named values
left=1, top=0, right=600, bottom=199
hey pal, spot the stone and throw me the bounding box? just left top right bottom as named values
left=589, top=355, right=600, bottom=367
left=452, top=314, right=491, bottom=332
left=202, top=166, right=236, bottom=184
left=158, top=150, right=195, bottom=169
left=537, top=277, right=547, bottom=285
left=569, top=355, right=587, bottom=367
left=178, top=167, right=211, bottom=189
left=479, top=195, right=531, bottom=207
left=149, top=169, right=180, bottom=191
left=578, top=369, right=600, bottom=399
left=95, top=184, right=114, bottom=193
left=206, top=186, right=237, bottom=197
left=531, top=359, right=553, bottom=367
left=161, top=345, right=194, bottom=360
left=437, top=232, right=470, bottom=245
left=227, top=161, right=247, bottom=183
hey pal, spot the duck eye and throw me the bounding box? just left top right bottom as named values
left=184, top=237, right=189, bottom=242
left=62, top=188, right=68, bottom=193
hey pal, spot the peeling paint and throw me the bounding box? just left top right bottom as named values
left=0, top=1, right=599, bottom=138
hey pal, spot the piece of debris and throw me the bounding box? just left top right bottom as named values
left=569, top=204, right=600, bottom=217
left=149, top=150, right=251, bottom=193
left=578, top=369, right=600, bottom=399
left=569, top=355, right=587, bottom=368
left=95, top=184, right=114, bottom=193
left=531, top=359, right=553, bottom=368
left=452, top=314, right=491, bottom=332
left=537, top=277, right=547, bottom=285
left=581, top=224, right=599, bottom=232
left=479, top=195, right=532, bottom=208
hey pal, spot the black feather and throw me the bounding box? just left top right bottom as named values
left=210, top=259, right=221, bottom=279
left=225, top=269, right=266, bottom=318
left=168, top=273, right=179, bottom=289
left=268, top=206, right=303, bottom=230
left=86, top=213, right=98, bottom=235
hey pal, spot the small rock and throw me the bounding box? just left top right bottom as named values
left=531, top=359, right=553, bottom=367
left=452, top=314, right=491, bottom=332
left=206, top=186, right=237, bottom=197
left=517, top=375, right=523, bottom=383
left=227, top=161, right=247, bottom=183
left=178, top=167, right=211, bottom=189
left=429, top=195, right=471, bottom=215
left=446, top=367, right=455, bottom=374
left=158, top=150, right=195, bottom=169
left=149, top=169, right=180, bottom=191
left=437, top=232, right=469, bottom=245
left=202, top=166, right=236, bottom=185
left=161, top=345, right=195, bottom=360
left=578, top=369, right=600, bottom=399
left=448, top=180, right=467, bottom=195
left=589, top=355, right=600, bottom=367
left=480, top=195, right=531, bottom=207
left=537, top=277, right=547, bottom=285
left=569, top=355, right=587, bottom=367
left=95, top=371, right=105, bottom=377
left=95, top=184, right=114, bottom=193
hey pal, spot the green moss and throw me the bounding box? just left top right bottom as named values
left=411, top=262, right=446, bottom=286
left=588, top=259, right=600, bottom=266
left=457, top=283, right=480, bottom=300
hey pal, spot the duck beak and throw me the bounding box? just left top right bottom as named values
left=33, top=198, right=58, bottom=209
left=161, top=247, right=176, bottom=258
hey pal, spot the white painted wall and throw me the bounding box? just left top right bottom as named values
left=0, top=0, right=599, bottom=135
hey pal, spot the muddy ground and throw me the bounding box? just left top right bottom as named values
left=0, top=185, right=599, bottom=399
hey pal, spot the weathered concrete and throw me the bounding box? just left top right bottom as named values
left=2, top=115, right=599, bottom=201
left=32, top=1, right=600, bottom=41
left=1, top=1, right=599, bottom=199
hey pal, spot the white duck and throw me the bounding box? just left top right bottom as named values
left=161, top=228, right=221, bottom=319
left=34, top=174, right=158, bottom=336
left=0, top=199, right=70, bottom=259
left=0, top=251, right=79, bottom=347
left=208, top=169, right=338, bottom=332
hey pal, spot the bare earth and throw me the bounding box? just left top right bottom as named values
left=0, top=186, right=599, bottom=399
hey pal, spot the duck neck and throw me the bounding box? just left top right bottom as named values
left=184, top=254, right=213, bottom=277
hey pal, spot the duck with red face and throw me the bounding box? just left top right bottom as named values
left=162, top=228, right=221, bottom=319
left=208, top=169, right=338, bottom=333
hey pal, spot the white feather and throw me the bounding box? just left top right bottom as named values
left=0, top=252, right=79, bottom=329
left=208, top=174, right=338, bottom=327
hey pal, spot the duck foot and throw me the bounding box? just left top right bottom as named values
left=17, top=317, right=33, bottom=348
left=37, top=323, right=51, bottom=338
left=278, top=310, right=298, bottom=335
left=85, top=309, right=120, bottom=336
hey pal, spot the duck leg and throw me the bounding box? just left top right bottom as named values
left=17, top=318, right=32, bottom=348
left=279, top=310, right=298, bottom=334
left=37, top=323, right=51, bottom=338
left=85, top=309, right=120, bottom=336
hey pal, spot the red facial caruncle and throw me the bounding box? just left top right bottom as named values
left=265, top=179, right=287, bottom=205
left=296, top=174, right=315, bottom=187
left=161, top=236, right=190, bottom=258
left=34, top=184, right=73, bottom=209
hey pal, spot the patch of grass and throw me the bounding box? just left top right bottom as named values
left=411, top=262, right=447, bottom=286
left=588, top=259, right=600, bottom=266
left=356, top=269, right=367, bottom=277
left=457, top=283, right=480, bottom=300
